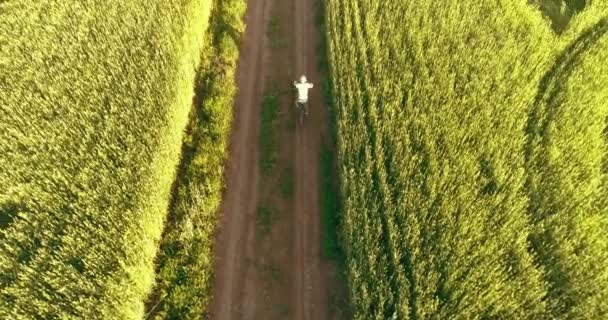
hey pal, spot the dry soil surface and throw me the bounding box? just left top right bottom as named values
left=210, top=0, right=344, bottom=317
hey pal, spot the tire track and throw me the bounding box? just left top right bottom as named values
left=210, top=0, right=269, bottom=317
left=212, top=0, right=337, bottom=316
left=293, top=0, right=327, bottom=317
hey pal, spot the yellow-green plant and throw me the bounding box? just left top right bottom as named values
left=525, top=2, right=608, bottom=318
left=147, top=0, right=245, bottom=318
left=324, top=0, right=608, bottom=318
left=0, top=0, right=210, bottom=318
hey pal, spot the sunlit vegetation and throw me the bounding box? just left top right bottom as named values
left=0, top=0, right=212, bottom=318
left=324, top=0, right=608, bottom=318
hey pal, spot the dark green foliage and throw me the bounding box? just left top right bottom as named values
left=320, top=144, right=341, bottom=260
left=268, top=16, right=287, bottom=49
left=256, top=204, right=275, bottom=235
left=260, top=91, right=280, bottom=175
left=0, top=1, right=210, bottom=318
left=531, top=0, right=588, bottom=32
left=315, top=0, right=343, bottom=263
left=0, top=201, right=21, bottom=230
left=280, top=168, right=294, bottom=198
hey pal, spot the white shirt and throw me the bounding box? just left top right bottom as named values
left=295, top=82, right=313, bottom=102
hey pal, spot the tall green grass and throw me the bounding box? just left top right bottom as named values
left=259, top=90, right=280, bottom=175
left=146, top=0, right=245, bottom=318
left=0, top=1, right=210, bottom=318
left=325, top=0, right=608, bottom=318
left=525, top=12, right=608, bottom=319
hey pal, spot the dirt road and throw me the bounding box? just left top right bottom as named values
left=209, top=0, right=268, bottom=316
left=292, top=0, right=328, bottom=318
left=210, top=0, right=341, bottom=317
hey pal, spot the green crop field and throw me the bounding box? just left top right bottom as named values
left=3, top=0, right=607, bottom=318
left=526, top=5, right=608, bottom=317
left=0, top=0, right=212, bottom=318
left=325, top=0, right=608, bottom=318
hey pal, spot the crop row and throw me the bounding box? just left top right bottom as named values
left=324, top=0, right=608, bottom=318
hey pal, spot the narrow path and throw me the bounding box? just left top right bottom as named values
left=292, top=0, right=327, bottom=317
left=210, top=0, right=269, bottom=316
left=211, top=0, right=340, bottom=317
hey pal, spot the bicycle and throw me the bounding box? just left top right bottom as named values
left=294, top=99, right=307, bottom=127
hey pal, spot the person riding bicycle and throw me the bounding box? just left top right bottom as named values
left=294, top=75, right=313, bottom=115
